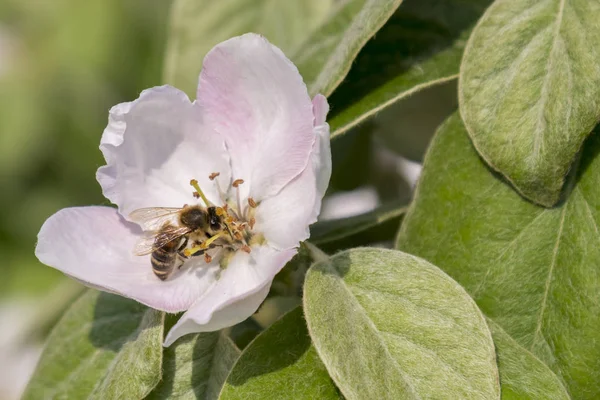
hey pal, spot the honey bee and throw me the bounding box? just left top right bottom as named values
left=130, top=205, right=227, bottom=280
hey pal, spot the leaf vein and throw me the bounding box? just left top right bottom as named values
left=378, top=330, right=476, bottom=393
left=532, top=205, right=567, bottom=350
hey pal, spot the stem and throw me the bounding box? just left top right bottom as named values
left=304, top=241, right=329, bottom=263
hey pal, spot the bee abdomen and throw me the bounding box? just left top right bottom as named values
left=151, top=248, right=176, bottom=280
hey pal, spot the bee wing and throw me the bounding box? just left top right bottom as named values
left=132, top=225, right=192, bottom=256
left=129, top=207, right=182, bottom=232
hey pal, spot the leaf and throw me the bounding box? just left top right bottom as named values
left=292, top=0, right=403, bottom=97
left=219, top=307, right=341, bottom=400
left=23, top=290, right=163, bottom=400
left=459, top=0, right=600, bottom=206
left=147, top=331, right=240, bottom=400
left=311, top=201, right=407, bottom=244
left=164, top=0, right=333, bottom=96
left=372, top=78, right=458, bottom=162
left=328, top=0, right=492, bottom=138
left=396, top=113, right=600, bottom=398
left=489, top=320, right=570, bottom=400
left=303, top=248, right=500, bottom=400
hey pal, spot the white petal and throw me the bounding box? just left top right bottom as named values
left=35, top=206, right=220, bottom=313
left=97, top=85, right=231, bottom=218
left=164, top=245, right=296, bottom=346
left=163, top=283, right=270, bottom=347
left=255, top=95, right=332, bottom=250
left=197, top=33, right=314, bottom=201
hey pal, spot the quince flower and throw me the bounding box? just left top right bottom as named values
left=35, top=33, right=331, bottom=346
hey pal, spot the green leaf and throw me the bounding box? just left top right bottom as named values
left=372, top=78, right=458, bottom=162
left=164, top=0, right=334, bottom=96
left=303, top=248, right=500, bottom=399
left=489, top=320, right=570, bottom=400
left=292, top=0, right=403, bottom=97
left=396, top=113, right=600, bottom=398
left=147, top=331, right=240, bottom=400
left=23, top=290, right=163, bottom=400
left=459, top=0, right=600, bottom=206
left=219, top=307, right=341, bottom=400
left=328, top=0, right=492, bottom=138
left=311, top=201, right=407, bottom=245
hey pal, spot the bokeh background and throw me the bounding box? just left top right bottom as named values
left=0, top=1, right=170, bottom=398
left=0, top=1, right=457, bottom=398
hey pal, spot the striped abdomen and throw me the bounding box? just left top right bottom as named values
left=151, top=238, right=179, bottom=281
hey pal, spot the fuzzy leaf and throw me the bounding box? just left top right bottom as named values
left=292, top=0, right=403, bottom=97
left=396, top=113, right=600, bottom=398
left=490, top=320, right=570, bottom=399
left=328, top=0, right=492, bottom=138
left=304, top=248, right=500, bottom=400
left=311, top=201, right=407, bottom=245
left=459, top=0, right=600, bottom=206
left=23, top=290, right=163, bottom=400
left=147, top=331, right=240, bottom=400
left=164, top=0, right=333, bottom=96
left=219, top=307, right=341, bottom=400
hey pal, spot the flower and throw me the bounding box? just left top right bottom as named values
left=35, top=33, right=331, bottom=346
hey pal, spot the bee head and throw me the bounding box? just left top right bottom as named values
left=180, top=206, right=207, bottom=230
left=207, top=206, right=223, bottom=232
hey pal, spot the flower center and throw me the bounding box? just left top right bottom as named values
left=182, top=173, right=260, bottom=265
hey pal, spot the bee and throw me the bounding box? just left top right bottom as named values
left=130, top=205, right=227, bottom=280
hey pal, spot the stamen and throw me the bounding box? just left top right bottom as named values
left=190, top=179, right=211, bottom=206
left=184, top=232, right=225, bottom=257
left=249, top=217, right=256, bottom=230
left=211, top=174, right=226, bottom=204
left=248, top=197, right=257, bottom=208
left=232, top=178, right=245, bottom=219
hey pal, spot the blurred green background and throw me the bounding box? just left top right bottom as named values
left=0, top=0, right=171, bottom=299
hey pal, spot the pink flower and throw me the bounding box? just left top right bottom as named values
left=35, top=34, right=331, bottom=346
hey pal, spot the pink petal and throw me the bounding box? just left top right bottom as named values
left=197, top=33, right=314, bottom=202
left=255, top=95, right=332, bottom=250
left=35, top=206, right=220, bottom=313
left=97, top=85, right=231, bottom=218
left=164, top=245, right=296, bottom=346
left=313, top=93, right=329, bottom=127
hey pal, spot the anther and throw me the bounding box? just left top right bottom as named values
left=249, top=217, right=256, bottom=230
left=192, top=192, right=200, bottom=199
left=241, top=245, right=251, bottom=253
left=248, top=197, right=257, bottom=208
left=204, top=253, right=212, bottom=263
left=209, top=172, right=220, bottom=181
left=232, top=179, right=244, bottom=188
